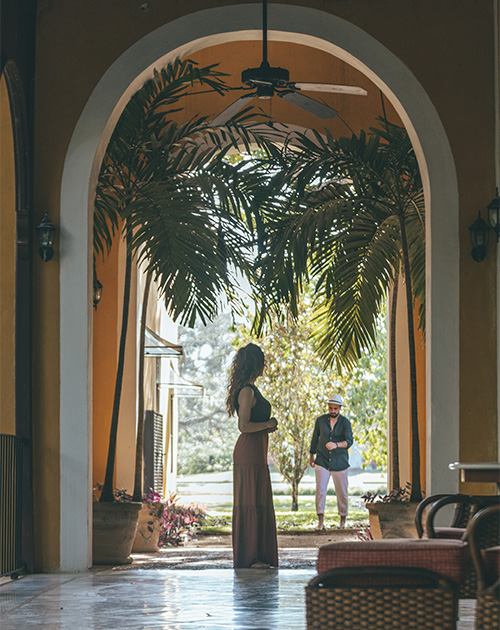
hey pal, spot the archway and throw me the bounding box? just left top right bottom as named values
left=59, top=4, right=459, bottom=570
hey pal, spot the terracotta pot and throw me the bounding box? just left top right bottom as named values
left=365, top=502, right=418, bottom=539
left=132, top=503, right=164, bottom=552
left=93, top=501, right=142, bottom=565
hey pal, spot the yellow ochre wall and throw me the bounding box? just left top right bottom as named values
left=30, top=0, right=498, bottom=569
left=0, top=75, right=16, bottom=436
left=92, top=230, right=121, bottom=490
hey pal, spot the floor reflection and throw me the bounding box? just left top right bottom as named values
left=1, top=569, right=315, bottom=630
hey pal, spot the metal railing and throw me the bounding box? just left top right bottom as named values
left=0, top=434, right=24, bottom=577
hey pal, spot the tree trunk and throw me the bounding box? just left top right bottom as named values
left=389, top=269, right=400, bottom=490
left=101, top=229, right=133, bottom=502
left=132, top=268, right=153, bottom=502
left=291, top=478, right=299, bottom=512
left=398, top=214, right=422, bottom=502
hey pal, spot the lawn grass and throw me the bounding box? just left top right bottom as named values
left=201, top=502, right=369, bottom=533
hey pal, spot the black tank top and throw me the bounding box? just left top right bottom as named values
left=234, top=384, right=272, bottom=423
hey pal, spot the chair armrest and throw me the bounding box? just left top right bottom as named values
left=424, top=494, right=472, bottom=538
left=424, top=494, right=498, bottom=538
left=415, top=494, right=450, bottom=538
left=468, top=504, right=500, bottom=590
left=426, top=494, right=500, bottom=539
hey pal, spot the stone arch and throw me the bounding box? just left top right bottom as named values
left=60, top=4, right=459, bottom=570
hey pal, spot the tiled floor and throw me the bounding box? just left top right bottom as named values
left=1, top=568, right=314, bottom=630
left=0, top=550, right=477, bottom=630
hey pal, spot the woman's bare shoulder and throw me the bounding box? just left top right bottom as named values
left=238, top=385, right=255, bottom=403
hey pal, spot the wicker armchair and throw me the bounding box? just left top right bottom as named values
left=468, top=505, right=500, bottom=630
left=314, top=537, right=468, bottom=630
left=306, top=566, right=458, bottom=630
left=415, top=494, right=500, bottom=597
left=415, top=493, right=472, bottom=539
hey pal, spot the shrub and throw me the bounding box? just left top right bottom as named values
left=159, top=493, right=207, bottom=546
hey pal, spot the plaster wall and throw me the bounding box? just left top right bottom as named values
left=29, top=0, right=497, bottom=569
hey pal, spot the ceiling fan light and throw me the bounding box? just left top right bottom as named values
left=256, top=84, right=274, bottom=99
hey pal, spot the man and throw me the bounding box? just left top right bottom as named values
left=309, top=394, right=353, bottom=530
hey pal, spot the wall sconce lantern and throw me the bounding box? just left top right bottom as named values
left=93, top=275, right=103, bottom=310
left=35, top=211, right=56, bottom=262
left=487, top=188, right=500, bottom=243
left=469, top=211, right=490, bottom=262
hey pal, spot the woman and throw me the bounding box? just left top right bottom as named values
left=226, top=343, right=279, bottom=569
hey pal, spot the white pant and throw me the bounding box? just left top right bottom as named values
left=315, top=465, right=348, bottom=516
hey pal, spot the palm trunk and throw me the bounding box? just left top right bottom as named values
left=100, top=228, right=133, bottom=502
left=389, top=269, right=400, bottom=490
left=132, top=268, right=153, bottom=502
left=398, top=214, right=422, bottom=502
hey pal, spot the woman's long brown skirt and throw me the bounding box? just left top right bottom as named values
left=232, top=430, right=279, bottom=568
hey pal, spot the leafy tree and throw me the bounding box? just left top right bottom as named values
left=238, top=287, right=387, bottom=510
left=343, top=313, right=387, bottom=469
left=177, top=313, right=240, bottom=474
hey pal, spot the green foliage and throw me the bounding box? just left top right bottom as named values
left=201, top=508, right=369, bottom=532
left=177, top=437, right=234, bottom=475
left=94, top=57, right=284, bottom=327
left=343, top=314, right=388, bottom=469
left=237, top=285, right=387, bottom=508
left=177, top=313, right=239, bottom=475
left=176, top=295, right=387, bottom=480
left=252, top=119, right=424, bottom=501
left=255, top=120, right=425, bottom=370
left=159, top=493, right=207, bottom=547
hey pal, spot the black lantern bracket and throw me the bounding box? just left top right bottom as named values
left=469, top=210, right=490, bottom=263
left=35, top=211, right=57, bottom=262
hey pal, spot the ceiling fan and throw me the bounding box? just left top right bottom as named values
left=211, top=0, right=368, bottom=125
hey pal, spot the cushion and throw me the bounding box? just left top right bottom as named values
left=317, top=538, right=470, bottom=585
left=435, top=527, right=466, bottom=540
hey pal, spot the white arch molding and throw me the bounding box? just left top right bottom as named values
left=60, top=3, right=459, bottom=570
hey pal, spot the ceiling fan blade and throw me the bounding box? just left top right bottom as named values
left=292, top=82, right=368, bottom=96
left=210, top=93, right=256, bottom=126
left=277, top=90, right=338, bottom=119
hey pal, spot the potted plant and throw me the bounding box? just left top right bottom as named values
left=132, top=489, right=166, bottom=553
left=362, top=483, right=418, bottom=539
left=92, top=485, right=142, bottom=565
left=159, top=493, right=206, bottom=547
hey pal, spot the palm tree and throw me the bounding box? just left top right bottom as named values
left=256, top=121, right=425, bottom=501
left=94, top=58, right=282, bottom=503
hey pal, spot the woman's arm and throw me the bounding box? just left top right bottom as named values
left=237, top=386, right=277, bottom=433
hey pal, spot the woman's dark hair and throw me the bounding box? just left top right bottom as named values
left=226, top=343, right=265, bottom=416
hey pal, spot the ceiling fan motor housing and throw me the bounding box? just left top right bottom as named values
left=241, top=61, right=290, bottom=87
